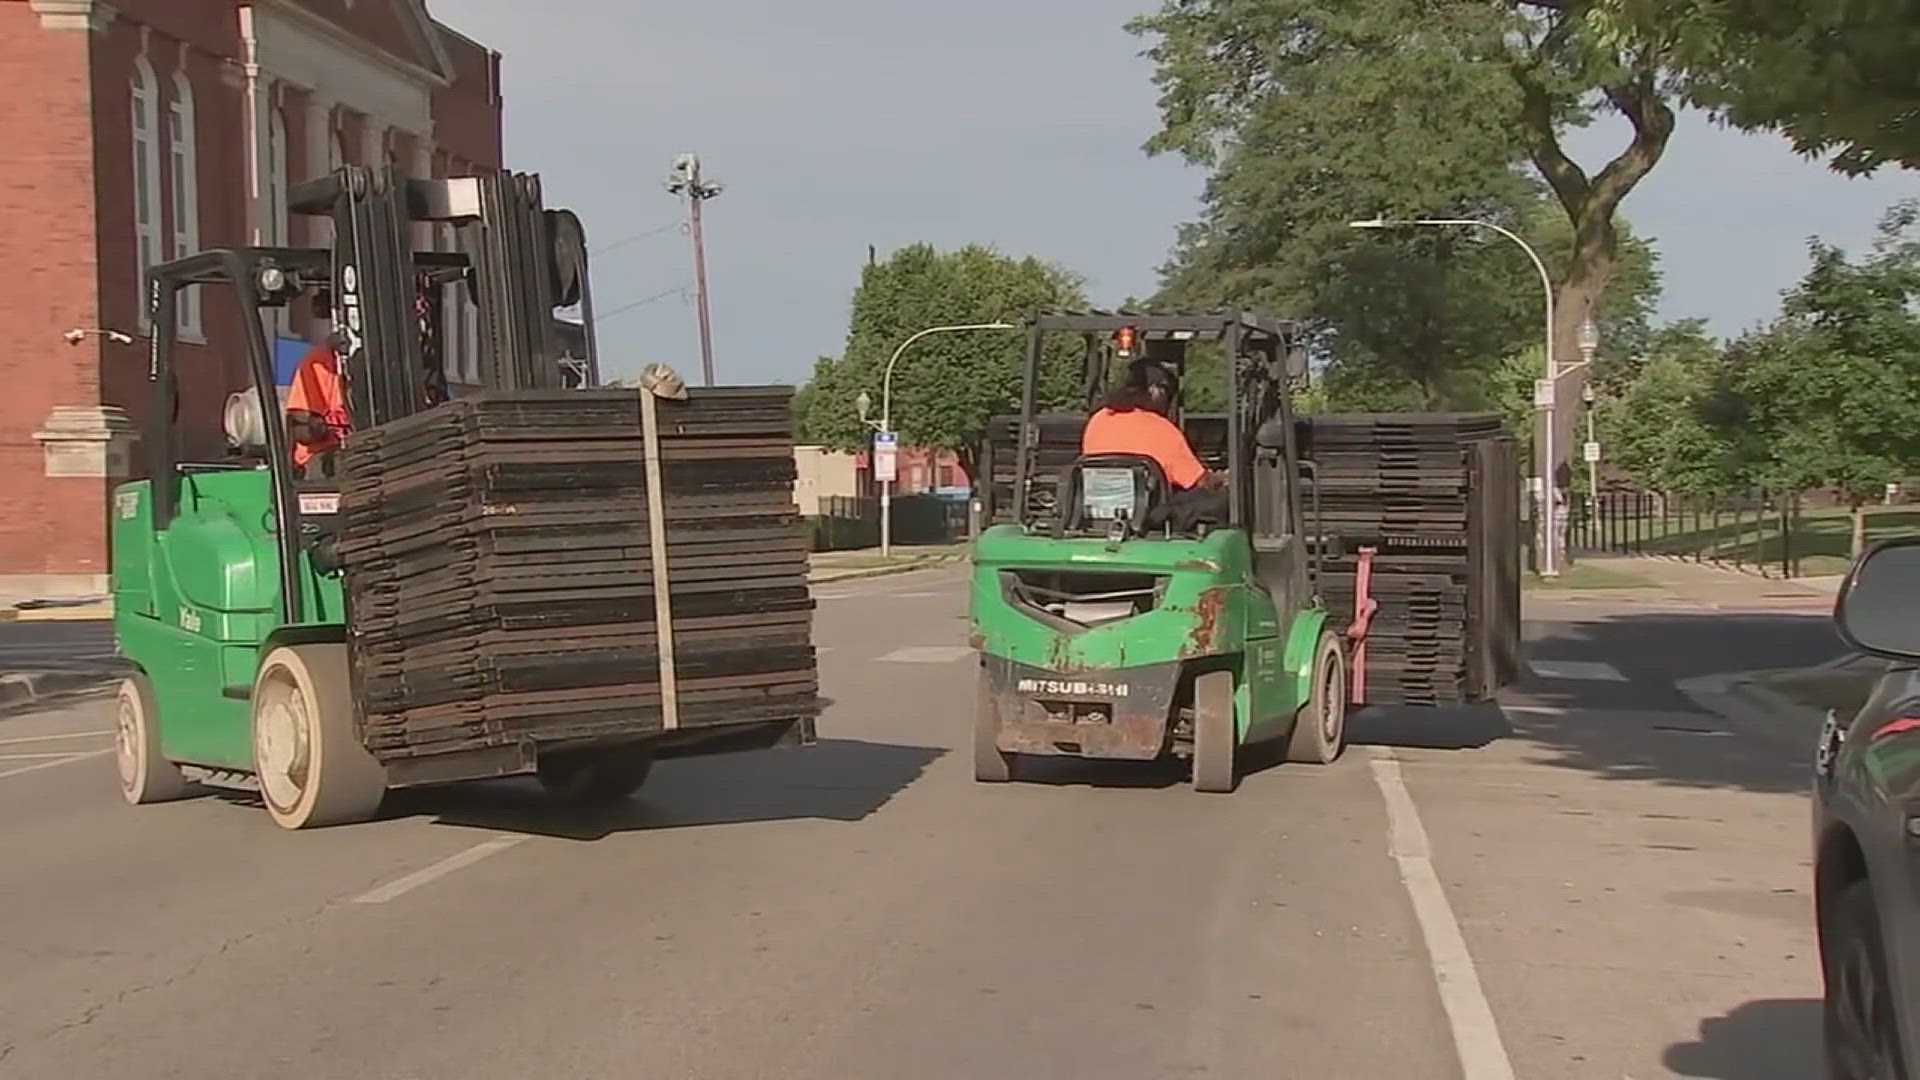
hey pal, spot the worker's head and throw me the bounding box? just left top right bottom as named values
left=1104, top=358, right=1180, bottom=416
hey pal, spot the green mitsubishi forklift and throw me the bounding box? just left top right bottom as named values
left=111, top=165, right=598, bottom=828
left=970, top=312, right=1373, bottom=793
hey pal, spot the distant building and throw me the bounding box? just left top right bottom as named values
left=0, top=0, right=503, bottom=593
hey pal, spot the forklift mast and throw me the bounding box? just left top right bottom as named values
left=290, top=165, right=599, bottom=431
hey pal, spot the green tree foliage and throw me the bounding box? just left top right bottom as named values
left=1706, top=209, right=1920, bottom=554
left=1597, top=0, right=1920, bottom=175
left=1129, top=0, right=1681, bottom=445
left=1594, top=203, right=1920, bottom=556
left=799, top=245, right=1088, bottom=478
left=1595, top=320, right=1740, bottom=494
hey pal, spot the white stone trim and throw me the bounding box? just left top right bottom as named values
left=29, top=0, right=116, bottom=32
left=254, top=7, right=436, bottom=144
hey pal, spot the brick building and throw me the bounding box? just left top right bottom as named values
left=0, top=0, right=502, bottom=594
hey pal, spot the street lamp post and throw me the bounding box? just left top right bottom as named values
left=1578, top=318, right=1601, bottom=552
left=857, top=322, right=1017, bottom=558
left=1350, top=216, right=1569, bottom=576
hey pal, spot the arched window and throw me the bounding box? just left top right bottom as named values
left=168, top=69, right=202, bottom=337
left=264, top=103, right=288, bottom=247
left=130, top=58, right=164, bottom=329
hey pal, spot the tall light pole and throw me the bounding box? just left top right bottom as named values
left=857, top=322, right=1017, bottom=558
left=1350, top=216, right=1573, bottom=576
left=665, top=153, right=723, bottom=386
left=1578, top=318, right=1601, bottom=545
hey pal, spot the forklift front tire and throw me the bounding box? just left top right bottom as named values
left=974, top=672, right=1013, bottom=783
left=537, top=747, right=654, bottom=806
left=115, top=673, right=191, bottom=805
left=251, top=644, right=387, bottom=830
left=1191, top=670, right=1237, bottom=793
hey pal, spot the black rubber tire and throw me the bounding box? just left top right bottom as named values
left=1823, top=879, right=1911, bottom=1080
left=251, top=644, right=387, bottom=830
left=1286, top=631, right=1348, bottom=765
left=537, top=748, right=654, bottom=806
left=115, top=673, right=191, bottom=805
left=1191, top=670, right=1237, bottom=793
left=974, top=671, right=1012, bottom=783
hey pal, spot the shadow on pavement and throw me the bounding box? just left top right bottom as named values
left=1495, top=610, right=1838, bottom=795
left=1662, top=998, right=1823, bottom=1079
left=1349, top=702, right=1513, bottom=751
left=381, top=738, right=945, bottom=841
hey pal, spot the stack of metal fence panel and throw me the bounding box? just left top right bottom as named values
left=1301, top=414, right=1518, bottom=706
left=333, top=387, right=818, bottom=763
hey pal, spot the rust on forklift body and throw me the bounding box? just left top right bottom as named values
left=1182, top=586, right=1228, bottom=657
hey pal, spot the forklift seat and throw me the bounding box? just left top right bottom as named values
left=1056, top=453, right=1173, bottom=538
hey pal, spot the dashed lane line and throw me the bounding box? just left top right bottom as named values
left=351, top=835, right=531, bottom=904
left=1527, top=659, right=1628, bottom=682
left=877, top=646, right=972, bottom=664
left=0, top=748, right=112, bottom=782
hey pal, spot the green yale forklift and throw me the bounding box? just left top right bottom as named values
left=970, top=312, right=1370, bottom=793
left=111, top=166, right=595, bottom=828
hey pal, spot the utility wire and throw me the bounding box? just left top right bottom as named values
left=589, top=221, right=683, bottom=257
left=593, top=285, right=689, bottom=324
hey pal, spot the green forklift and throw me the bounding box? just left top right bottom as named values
left=969, top=312, right=1376, bottom=792
left=111, top=165, right=600, bottom=828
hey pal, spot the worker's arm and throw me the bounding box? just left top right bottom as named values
left=1153, top=417, right=1209, bottom=490
left=285, top=409, right=330, bottom=447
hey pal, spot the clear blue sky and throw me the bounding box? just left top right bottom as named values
left=430, top=0, right=1919, bottom=386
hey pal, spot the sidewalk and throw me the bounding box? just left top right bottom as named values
left=1558, top=555, right=1839, bottom=613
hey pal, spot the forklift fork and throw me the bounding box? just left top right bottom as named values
left=1346, top=546, right=1378, bottom=704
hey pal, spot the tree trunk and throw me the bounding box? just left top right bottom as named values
left=1851, top=498, right=1869, bottom=563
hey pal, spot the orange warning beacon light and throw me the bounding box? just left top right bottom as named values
left=1113, top=325, right=1137, bottom=358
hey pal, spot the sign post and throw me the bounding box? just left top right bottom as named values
left=875, top=430, right=898, bottom=558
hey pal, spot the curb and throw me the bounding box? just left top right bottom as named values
left=0, top=605, right=114, bottom=623
left=808, top=555, right=967, bottom=586
left=0, top=669, right=121, bottom=718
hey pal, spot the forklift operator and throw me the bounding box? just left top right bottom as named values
left=1083, top=358, right=1228, bottom=527
left=285, top=289, right=350, bottom=477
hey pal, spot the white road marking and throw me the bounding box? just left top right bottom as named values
left=1369, top=748, right=1516, bottom=1080
left=812, top=591, right=852, bottom=601
left=0, top=729, right=112, bottom=746
left=1499, top=704, right=1568, bottom=716
left=1528, top=659, right=1627, bottom=682
left=877, top=645, right=972, bottom=664
left=891, top=591, right=938, bottom=599
left=0, top=751, right=95, bottom=761
left=352, top=835, right=530, bottom=904
left=0, top=748, right=112, bottom=781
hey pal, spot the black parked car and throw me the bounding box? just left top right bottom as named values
left=1818, top=538, right=1920, bottom=1079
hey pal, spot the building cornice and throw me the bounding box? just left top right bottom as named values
left=29, top=0, right=117, bottom=33
left=256, top=0, right=450, bottom=89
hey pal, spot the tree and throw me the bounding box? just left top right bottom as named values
left=1596, top=320, right=1743, bottom=494
left=1601, top=0, right=1920, bottom=175
left=1704, top=209, right=1920, bottom=556
left=1129, top=0, right=1683, bottom=457
left=798, top=244, right=1088, bottom=480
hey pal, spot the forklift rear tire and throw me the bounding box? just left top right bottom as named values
left=537, top=747, right=654, bottom=806
left=1191, top=670, right=1237, bottom=793
left=1286, top=631, right=1348, bottom=765
left=974, top=671, right=1013, bottom=783
left=115, top=673, right=191, bottom=805
left=251, top=644, right=387, bottom=830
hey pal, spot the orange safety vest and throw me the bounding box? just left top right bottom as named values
left=286, top=344, right=350, bottom=468
left=1082, top=407, right=1207, bottom=489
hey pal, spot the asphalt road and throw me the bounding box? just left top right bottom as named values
left=0, top=572, right=1835, bottom=1079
